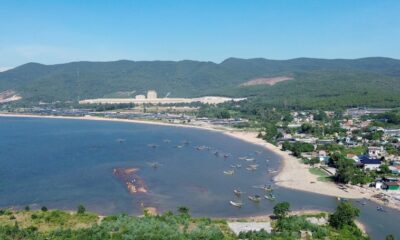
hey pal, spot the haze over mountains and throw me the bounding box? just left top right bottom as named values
left=0, top=57, right=399, bottom=108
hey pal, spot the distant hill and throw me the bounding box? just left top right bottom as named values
left=0, top=57, right=399, bottom=108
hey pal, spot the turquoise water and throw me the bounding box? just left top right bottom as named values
left=0, top=117, right=399, bottom=239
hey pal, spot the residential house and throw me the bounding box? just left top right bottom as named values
left=368, top=146, right=385, bottom=159
left=347, top=153, right=360, bottom=162
left=359, top=155, right=381, bottom=171
left=383, top=181, right=400, bottom=191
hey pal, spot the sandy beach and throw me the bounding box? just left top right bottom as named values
left=0, top=113, right=398, bottom=210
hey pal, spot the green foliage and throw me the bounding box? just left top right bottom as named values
left=0, top=210, right=227, bottom=240
left=329, top=202, right=360, bottom=229
left=273, top=202, right=290, bottom=220
left=281, top=142, right=314, bottom=157
left=386, top=234, right=396, bottom=240
left=77, top=205, right=86, bottom=215
left=2, top=58, right=400, bottom=109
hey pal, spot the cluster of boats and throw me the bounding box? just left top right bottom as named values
left=230, top=185, right=276, bottom=208
left=143, top=138, right=280, bottom=209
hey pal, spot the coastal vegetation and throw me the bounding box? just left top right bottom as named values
left=0, top=202, right=368, bottom=240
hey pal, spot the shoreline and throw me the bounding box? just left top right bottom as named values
left=0, top=113, right=398, bottom=210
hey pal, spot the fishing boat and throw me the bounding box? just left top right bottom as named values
left=254, top=184, right=273, bottom=192
left=223, top=170, right=235, bottom=175
left=265, top=193, right=276, bottom=201
left=196, top=145, right=207, bottom=150
left=163, top=139, right=171, bottom=143
left=147, top=144, right=159, bottom=148
left=245, top=158, right=255, bottom=162
left=238, top=156, right=247, bottom=160
left=236, top=164, right=242, bottom=168
left=147, top=162, right=161, bottom=169
left=182, top=140, right=190, bottom=145
left=116, top=138, right=126, bottom=143
left=230, top=201, right=243, bottom=208
left=175, top=145, right=184, bottom=148
left=223, top=154, right=231, bottom=158
left=246, top=165, right=258, bottom=171
left=377, top=206, right=385, bottom=212
left=248, top=195, right=261, bottom=202
left=233, top=189, right=244, bottom=196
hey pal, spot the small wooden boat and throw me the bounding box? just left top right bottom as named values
left=116, top=138, right=126, bottom=143
left=196, top=145, right=206, bottom=150
left=223, top=170, right=235, bottom=175
left=234, top=189, right=244, bottom=196
left=163, top=139, right=171, bottom=143
left=246, top=165, right=258, bottom=171
left=265, top=194, right=276, bottom=201
left=254, top=184, right=273, bottom=192
left=147, top=144, right=159, bottom=148
left=236, top=164, right=242, bottom=168
left=248, top=195, right=261, bottom=202
left=230, top=201, right=243, bottom=208
left=238, top=156, right=247, bottom=160
left=147, top=162, right=161, bottom=169
left=377, top=206, right=385, bottom=212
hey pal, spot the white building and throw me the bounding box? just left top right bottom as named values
left=368, top=146, right=384, bottom=159
left=135, top=95, right=146, bottom=100
left=147, top=90, right=157, bottom=99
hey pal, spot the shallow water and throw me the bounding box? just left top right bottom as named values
left=0, top=117, right=399, bottom=239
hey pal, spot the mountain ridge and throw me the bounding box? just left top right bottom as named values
left=0, top=57, right=399, bottom=107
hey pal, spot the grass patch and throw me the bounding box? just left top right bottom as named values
left=309, top=167, right=334, bottom=182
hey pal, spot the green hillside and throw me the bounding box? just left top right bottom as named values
left=0, top=57, right=399, bottom=108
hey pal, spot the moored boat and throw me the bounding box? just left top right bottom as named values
left=230, top=201, right=243, bottom=207
left=248, top=195, right=261, bottom=202
left=223, top=170, right=235, bottom=175
left=234, top=189, right=244, bottom=196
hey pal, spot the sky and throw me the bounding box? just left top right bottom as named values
left=0, top=0, right=399, bottom=69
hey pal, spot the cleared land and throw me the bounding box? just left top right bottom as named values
left=240, top=76, right=294, bottom=86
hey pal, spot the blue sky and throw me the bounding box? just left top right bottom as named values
left=0, top=0, right=399, bottom=69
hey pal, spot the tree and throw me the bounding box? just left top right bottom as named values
left=24, top=206, right=30, bottom=211
left=177, top=206, right=190, bottom=216
left=77, top=205, right=86, bottom=215
left=329, top=201, right=360, bottom=229
left=385, top=234, right=396, bottom=240
left=300, top=123, right=313, bottom=133
left=41, top=206, right=48, bottom=212
left=380, top=164, right=391, bottom=174
left=273, top=202, right=290, bottom=219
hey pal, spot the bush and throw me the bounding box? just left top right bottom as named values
left=77, top=205, right=86, bottom=215
left=329, top=202, right=360, bottom=229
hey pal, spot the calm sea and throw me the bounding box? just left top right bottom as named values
left=0, top=117, right=399, bottom=238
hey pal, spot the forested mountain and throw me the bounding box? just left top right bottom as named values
left=0, top=57, right=399, bottom=108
